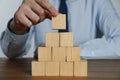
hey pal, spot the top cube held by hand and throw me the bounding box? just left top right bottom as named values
left=52, top=14, right=66, bottom=30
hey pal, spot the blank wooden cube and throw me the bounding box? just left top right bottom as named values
left=52, top=47, right=66, bottom=62
left=74, top=60, right=88, bottom=77
left=46, top=62, right=59, bottom=76
left=32, top=61, right=45, bottom=76
left=67, top=47, right=80, bottom=61
left=60, top=62, right=73, bottom=76
left=38, top=47, right=52, bottom=61
left=66, top=47, right=72, bottom=61
left=71, top=47, right=80, bottom=61
left=60, top=32, right=73, bottom=47
left=52, top=14, right=66, bottom=30
left=45, top=33, right=59, bottom=47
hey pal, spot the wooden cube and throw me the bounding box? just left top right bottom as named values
left=66, top=47, right=72, bottom=61
left=67, top=47, right=80, bottom=61
left=45, top=33, right=59, bottom=47
left=46, top=62, right=59, bottom=76
left=38, top=47, right=52, bottom=61
left=60, top=32, right=73, bottom=47
left=71, top=47, right=80, bottom=61
left=52, top=47, right=66, bottom=62
left=32, top=61, right=45, bottom=76
left=52, top=14, right=66, bottom=30
left=60, top=62, right=73, bottom=76
left=74, top=60, right=88, bottom=77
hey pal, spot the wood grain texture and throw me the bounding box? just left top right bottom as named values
left=52, top=14, right=66, bottom=30
left=66, top=47, right=80, bottom=61
left=45, top=33, right=59, bottom=47
left=1, top=58, right=120, bottom=80
left=32, top=61, right=45, bottom=76
left=60, top=32, right=73, bottom=47
left=60, top=62, right=73, bottom=76
left=88, top=60, right=120, bottom=79
left=38, top=47, right=52, bottom=61
left=52, top=47, right=66, bottom=62
left=74, top=60, right=88, bottom=77
left=46, top=62, right=59, bottom=76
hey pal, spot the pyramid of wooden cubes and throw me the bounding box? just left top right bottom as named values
left=32, top=14, right=88, bottom=77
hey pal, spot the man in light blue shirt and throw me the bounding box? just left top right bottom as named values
left=1, top=0, right=120, bottom=59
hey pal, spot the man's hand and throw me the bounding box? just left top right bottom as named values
left=10, top=0, right=59, bottom=34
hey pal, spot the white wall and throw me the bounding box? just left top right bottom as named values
left=0, top=0, right=120, bottom=58
left=0, top=0, right=22, bottom=57
left=0, top=0, right=35, bottom=58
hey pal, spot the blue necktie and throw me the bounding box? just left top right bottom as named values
left=59, top=0, right=68, bottom=32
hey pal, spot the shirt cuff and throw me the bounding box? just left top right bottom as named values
left=6, top=18, right=29, bottom=44
left=1, top=23, right=30, bottom=58
left=6, top=27, right=29, bottom=44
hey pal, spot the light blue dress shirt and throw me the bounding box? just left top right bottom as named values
left=1, top=0, right=120, bottom=59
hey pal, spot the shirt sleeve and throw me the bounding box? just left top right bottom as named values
left=80, top=0, right=120, bottom=59
left=0, top=19, right=33, bottom=58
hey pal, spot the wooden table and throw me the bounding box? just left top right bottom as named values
left=0, top=58, right=87, bottom=80
left=0, top=58, right=120, bottom=80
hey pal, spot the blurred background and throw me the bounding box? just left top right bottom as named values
left=0, top=0, right=120, bottom=58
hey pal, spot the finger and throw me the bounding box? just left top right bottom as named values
left=36, top=0, right=59, bottom=16
left=24, top=6, right=40, bottom=25
left=37, top=10, right=52, bottom=22
left=14, top=11, right=32, bottom=28
left=30, top=2, right=47, bottom=22
left=45, top=9, right=53, bottom=19
left=30, top=1, right=45, bottom=17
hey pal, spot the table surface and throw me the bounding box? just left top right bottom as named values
left=0, top=58, right=120, bottom=80
left=0, top=58, right=87, bottom=80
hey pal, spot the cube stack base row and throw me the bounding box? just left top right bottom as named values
left=32, top=61, right=87, bottom=77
